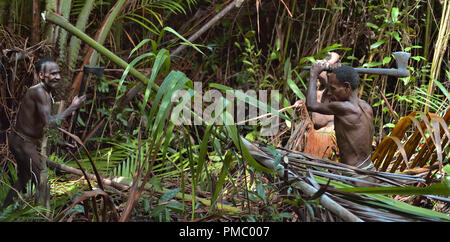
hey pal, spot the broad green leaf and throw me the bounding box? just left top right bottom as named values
left=391, top=31, right=401, bottom=43
left=166, top=202, right=184, bottom=213
left=116, top=52, right=155, bottom=101
left=224, top=114, right=273, bottom=173
left=77, top=115, right=86, bottom=127
left=195, top=125, right=213, bottom=182
left=391, top=7, right=399, bottom=22
left=370, top=40, right=385, bottom=49
left=257, top=183, right=266, bottom=203
left=149, top=205, right=166, bottom=217
left=405, top=45, right=422, bottom=51
left=317, top=43, right=347, bottom=56
left=150, top=71, right=189, bottom=137
left=433, top=79, right=449, bottom=100
left=287, top=78, right=305, bottom=99
left=144, top=48, right=170, bottom=108
left=444, top=164, right=450, bottom=175
left=299, top=56, right=316, bottom=65
left=160, top=26, right=205, bottom=55
left=366, top=22, right=379, bottom=30
left=129, top=39, right=152, bottom=58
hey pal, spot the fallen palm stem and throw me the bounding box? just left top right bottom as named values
left=240, top=138, right=363, bottom=222
left=44, top=11, right=159, bottom=92
left=240, top=137, right=450, bottom=222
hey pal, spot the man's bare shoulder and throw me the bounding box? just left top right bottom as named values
left=358, top=99, right=373, bottom=117
left=331, top=100, right=360, bottom=115
left=26, top=83, right=47, bottom=100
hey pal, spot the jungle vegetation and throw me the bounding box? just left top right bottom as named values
left=0, top=0, right=449, bottom=222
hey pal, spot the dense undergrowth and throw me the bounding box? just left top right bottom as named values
left=0, top=0, right=449, bottom=221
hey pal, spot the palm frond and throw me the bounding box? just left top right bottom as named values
left=68, top=0, right=96, bottom=73
left=57, top=0, right=72, bottom=65
left=373, top=109, right=450, bottom=173
left=411, top=85, right=445, bottom=112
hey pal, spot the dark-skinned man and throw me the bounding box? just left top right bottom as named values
left=2, top=58, right=85, bottom=209
left=303, top=52, right=339, bottom=159
left=306, top=62, right=376, bottom=186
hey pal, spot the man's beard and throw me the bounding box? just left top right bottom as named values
left=52, top=78, right=71, bottom=102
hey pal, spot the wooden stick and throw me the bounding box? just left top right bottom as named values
left=171, top=0, right=247, bottom=57
left=378, top=87, right=399, bottom=123
left=236, top=102, right=302, bottom=125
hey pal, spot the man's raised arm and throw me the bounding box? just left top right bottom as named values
left=306, top=62, right=328, bottom=112
left=306, top=63, right=349, bottom=116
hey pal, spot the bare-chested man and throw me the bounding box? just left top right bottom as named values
left=306, top=62, right=376, bottom=185
left=2, top=58, right=85, bottom=209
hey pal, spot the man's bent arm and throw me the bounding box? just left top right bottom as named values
left=35, top=91, right=78, bottom=127
left=306, top=66, right=351, bottom=116
left=48, top=106, right=77, bottom=127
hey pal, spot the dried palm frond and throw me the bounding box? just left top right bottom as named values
left=241, top=137, right=450, bottom=222
left=372, top=108, right=450, bottom=174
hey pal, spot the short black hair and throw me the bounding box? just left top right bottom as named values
left=35, top=57, right=56, bottom=73
left=332, top=65, right=360, bottom=89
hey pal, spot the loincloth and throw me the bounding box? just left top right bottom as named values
left=7, top=128, right=45, bottom=180
left=7, top=128, right=42, bottom=150
left=342, top=155, right=376, bottom=179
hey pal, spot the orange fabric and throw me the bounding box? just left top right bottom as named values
left=304, top=125, right=337, bottom=159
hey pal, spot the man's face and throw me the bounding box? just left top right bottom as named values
left=39, top=62, right=61, bottom=90
left=326, top=73, right=351, bottom=102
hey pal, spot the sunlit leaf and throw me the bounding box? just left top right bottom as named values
left=370, top=40, right=385, bottom=49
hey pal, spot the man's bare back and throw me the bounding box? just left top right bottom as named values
left=16, top=83, right=55, bottom=139
left=333, top=98, right=373, bottom=166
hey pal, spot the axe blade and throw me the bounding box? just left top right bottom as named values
left=84, top=65, right=105, bottom=79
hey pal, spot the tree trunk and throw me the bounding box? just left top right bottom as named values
left=32, top=0, right=41, bottom=45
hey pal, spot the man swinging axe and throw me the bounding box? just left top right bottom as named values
left=304, top=52, right=410, bottom=186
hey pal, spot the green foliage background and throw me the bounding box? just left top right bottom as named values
left=0, top=0, right=449, bottom=221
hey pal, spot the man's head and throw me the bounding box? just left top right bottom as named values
left=326, top=65, right=360, bottom=101
left=35, top=58, right=61, bottom=90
